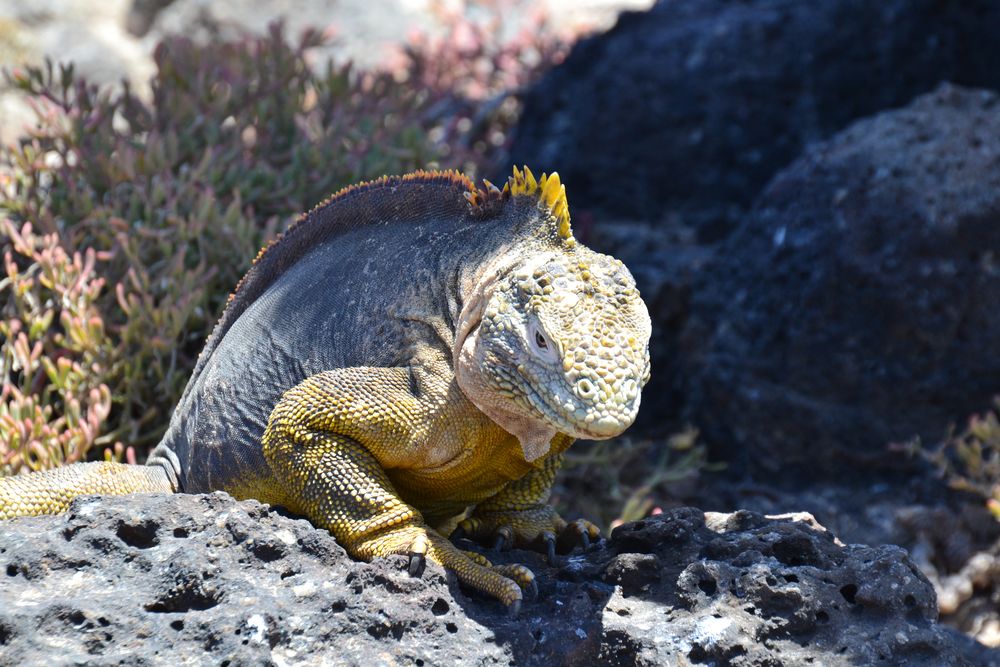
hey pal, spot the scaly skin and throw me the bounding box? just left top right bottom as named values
left=0, top=463, right=173, bottom=520
left=0, top=167, right=652, bottom=612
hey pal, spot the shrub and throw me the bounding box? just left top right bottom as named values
left=903, top=404, right=1000, bottom=522
left=554, top=427, right=717, bottom=533
left=0, top=221, right=115, bottom=473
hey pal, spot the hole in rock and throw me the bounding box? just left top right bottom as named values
left=698, top=578, right=718, bottom=595
left=250, top=542, right=284, bottom=562
left=116, top=520, right=159, bottom=549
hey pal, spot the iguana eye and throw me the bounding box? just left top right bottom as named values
left=534, top=330, right=548, bottom=350
left=528, top=323, right=558, bottom=363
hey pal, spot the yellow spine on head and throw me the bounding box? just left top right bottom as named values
left=502, top=165, right=574, bottom=244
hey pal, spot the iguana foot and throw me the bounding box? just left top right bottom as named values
left=461, top=549, right=538, bottom=601
left=353, top=523, right=535, bottom=612
left=263, top=418, right=536, bottom=612
left=452, top=506, right=601, bottom=563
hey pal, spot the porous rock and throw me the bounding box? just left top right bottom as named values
left=687, top=478, right=1000, bottom=652
left=509, top=0, right=1000, bottom=239
left=688, top=84, right=1000, bottom=479
left=0, top=493, right=990, bottom=665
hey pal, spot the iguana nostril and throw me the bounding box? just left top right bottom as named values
left=575, top=378, right=596, bottom=400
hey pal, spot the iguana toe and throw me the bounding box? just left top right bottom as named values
left=492, top=563, right=538, bottom=600
left=558, top=518, right=602, bottom=552
left=455, top=508, right=600, bottom=558
left=460, top=550, right=537, bottom=600
left=407, top=532, right=429, bottom=576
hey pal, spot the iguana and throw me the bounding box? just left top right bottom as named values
left=0, top=166, right=651, bottom=613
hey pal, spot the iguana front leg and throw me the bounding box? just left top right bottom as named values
left=454, top=452, right=601, bottom=561
left=261, top=368, right=536, bottom=611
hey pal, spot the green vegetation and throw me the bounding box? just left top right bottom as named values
left=903, top=403, right=1000, bottom=522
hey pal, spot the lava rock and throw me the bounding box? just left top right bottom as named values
left=0, top=493, right=992, bottom=665
left=509, top=0, right=1000, bottom=240
left=689, top=84, right=1000, bottom=479
left=0, top=493, right=501, bottom=666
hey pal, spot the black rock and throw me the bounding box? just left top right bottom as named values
left=0, top=493, right=994, bottom=665
left=689, top=84, right=1000, bottom=479
left=509, top=0, right=1000, bottom=240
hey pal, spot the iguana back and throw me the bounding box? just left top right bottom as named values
left=163, top=171, right=505, bottom=493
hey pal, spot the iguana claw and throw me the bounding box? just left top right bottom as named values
left=507, top=598, right=522, bottom=617
left=492, top=526, right=513, bottom=552
left=408, top=552, right=425, bottom=576
left=559, top=518, right=601, bottom=552
left=540, top=530, right=558, bottom=565
left=408, top=532, right=429, bottom=576
left=525, top=577, right=539, bottom=600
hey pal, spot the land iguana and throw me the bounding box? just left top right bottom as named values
left=0, top=166, right=651, bottom=613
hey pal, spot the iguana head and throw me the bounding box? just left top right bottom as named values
left=456, top=168, right=652, bottom=461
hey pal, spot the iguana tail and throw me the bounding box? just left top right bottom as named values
left=0, top=455, right=178, bottom=520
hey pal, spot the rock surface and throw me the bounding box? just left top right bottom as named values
left=683, top=477, right=1000, bottom=651
left=687, top=84, right=1000, bottom=479
left=509, top=0, right=1000, bottom=239
left=0, top=492, right=993, bottom=665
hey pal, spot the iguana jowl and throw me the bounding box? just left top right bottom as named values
left=0, top=166, right=651, bottom=611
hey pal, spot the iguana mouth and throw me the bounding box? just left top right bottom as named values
left=521, top=377, right=636, bottom=440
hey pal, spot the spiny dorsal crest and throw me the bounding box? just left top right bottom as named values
left=465, top=165, right=573, bottom=244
